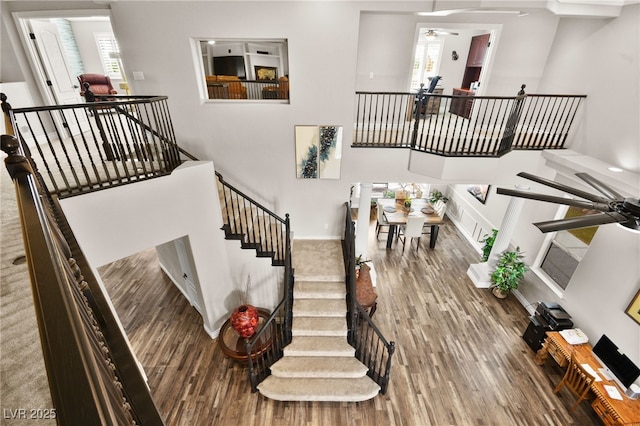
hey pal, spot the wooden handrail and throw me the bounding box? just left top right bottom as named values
left=1, top=134, right=164, bottom=425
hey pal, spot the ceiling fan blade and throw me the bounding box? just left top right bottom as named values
left=516, top=172, right=611, bottom=203
left=496, top=187, right=611, bottom=211
left=575, top=172, right=625, bottom=200
left=534, top=212, right=628, bottom=233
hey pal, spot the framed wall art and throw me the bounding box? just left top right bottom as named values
left=255, top=66, right=277, bottom=81
left=626, top=288, right=640, bottom=325
left=294, top=125, right=342, bottom=179
left=467, top=184, right=490, bottom=204
left=295, top=125, right=319, bottom=179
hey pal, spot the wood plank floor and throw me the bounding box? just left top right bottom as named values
left=97, top=217, right=601, bottom=426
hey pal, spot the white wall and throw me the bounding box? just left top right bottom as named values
left=59, top=162, right=235, bottom=337
left=536, top=4, right=640, bottom=174
left=355, top=9, right=560, bottom=95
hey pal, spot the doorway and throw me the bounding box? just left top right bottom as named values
left=13, top=10, right=126, bottom=111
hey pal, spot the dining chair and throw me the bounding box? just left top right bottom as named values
left=553, top=352, right=596, bottom=413
left=398, top=216, right=426, bottom=252
left=376, top=204, right=390, bottom=239
left=423, top=200, right=447, bottom=234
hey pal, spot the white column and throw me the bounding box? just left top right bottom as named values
left=467, top=187, right=528, bottom=288
left=355, top=183, right=372, bottom=261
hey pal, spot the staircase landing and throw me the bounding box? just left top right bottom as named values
left=257, top=239, right=380, bottom=402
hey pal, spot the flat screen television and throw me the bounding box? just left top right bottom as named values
left=213, top=56, right=246, bottom=79
left=592, top=334, right=640, bottom=389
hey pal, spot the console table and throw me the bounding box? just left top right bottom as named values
left=536, top=331, right=640, bottom=425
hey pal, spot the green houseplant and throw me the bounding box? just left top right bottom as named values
left=490, top=247, right=528, bottom=299
left=428, top=189, right=449, bottom=204
left=480, top=229, right=498, bottom=262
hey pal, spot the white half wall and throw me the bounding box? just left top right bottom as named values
left=60, top=161, right=233, bottom=337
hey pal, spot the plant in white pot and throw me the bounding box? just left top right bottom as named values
left=490, top=247, right=528, bottom=299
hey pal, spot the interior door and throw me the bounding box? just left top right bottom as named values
left=29, top=19, right=87, bottom=135
left=176, top=238, right=203, bottom=314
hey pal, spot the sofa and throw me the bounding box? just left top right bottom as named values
left=206, top=75, right=247, bottom=99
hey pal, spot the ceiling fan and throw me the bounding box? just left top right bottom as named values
left=496, top=172, right=640, bottom=233
left=423, top=29, right=459, bottom=39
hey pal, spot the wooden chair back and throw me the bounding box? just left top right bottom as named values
left=553, top=352, right=596, bottom=413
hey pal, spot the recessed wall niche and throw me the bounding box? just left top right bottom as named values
left=196, top=38, right=289, bottom=102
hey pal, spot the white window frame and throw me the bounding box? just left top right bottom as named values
left=531, top=202, right=598, bottom=297
left=94, top=32, right=122, bottom=80
left=410, top=39, right=444, bottom=91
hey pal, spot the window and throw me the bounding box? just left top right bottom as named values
left=95, top=34, right=122, bottom=80
left=537, top=206, right=599, bottom=292
left=410, top=40, right=443, bottom=91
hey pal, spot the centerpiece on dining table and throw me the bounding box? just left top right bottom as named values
left=403, top=195, right=412, bottom=210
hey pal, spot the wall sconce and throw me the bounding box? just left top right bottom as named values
left=451, top=51, right=459, bottom=61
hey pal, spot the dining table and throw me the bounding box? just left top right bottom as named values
left=377, top=198, right=445, bottom=249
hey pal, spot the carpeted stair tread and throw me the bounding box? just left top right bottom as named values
left=294, top=281, right=345, bottom=299
left=257, top=376, right=380, bottom=402
left=284, top=336, right=355, bottom=357
left=292, top=240, right=345, bottom=280
left=270, top=356, right=368, bottom=378
left=292, top=317, right=347, bottom=336
left=293, top=299, right=345, bottom=317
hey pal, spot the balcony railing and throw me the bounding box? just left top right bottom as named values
left=343, top=202, right=395, bottom=394
left=2, top=92, right=182, bottom=198
left=1, top=134, right=164, bottom=424
left=353, top=85, right=586, bottom=157
left=206, top=78, right=289, bottom=101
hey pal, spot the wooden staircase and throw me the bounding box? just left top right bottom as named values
left=257, top=240, right=380, bottom=402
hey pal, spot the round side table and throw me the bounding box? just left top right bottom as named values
left=218, top=308, right=274, bottom=364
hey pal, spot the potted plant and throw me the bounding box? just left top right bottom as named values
left=490, top=247, right=528, bottom=299
left=429, top=189, right=449, bottom=204
left=404, top=195, right=412, bottom=209
left=480, top=229, right=498, bottom=262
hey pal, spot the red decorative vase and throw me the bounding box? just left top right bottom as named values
left=230, top=304, right=259, bottom=338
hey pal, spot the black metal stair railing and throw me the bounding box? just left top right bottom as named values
left=342, top=202, right=395, bottom=394
left=216, top=172, right=289, bottom=266
left=244, top=259, right=294, bottom=392
left=353, top=84, right=586, bottom=157
left=211, top=169, right=294, bottom=391
left=1, top=91, right=182, bottom=198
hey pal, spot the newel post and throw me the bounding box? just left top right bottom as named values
left=1, top=93, right=15, bottom=137
left=2, top=134, right=32, bottom=180
left=410, top=83, right=425, bottom=149
left=498, top=84, right=528, bottom=155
